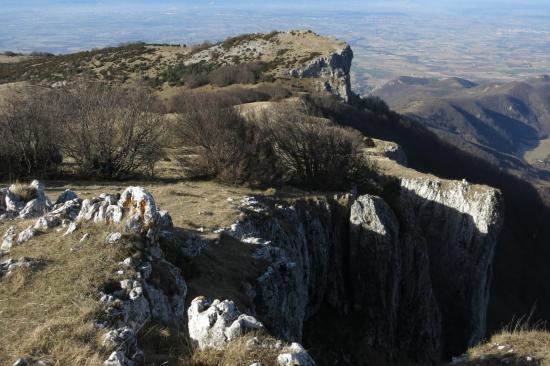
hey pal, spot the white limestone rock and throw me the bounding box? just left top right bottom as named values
left=63, top=222, right=78, bottom=236
left=19, top=199, right=47, bottom=219
left=106, top=232, right=123, bottom=244
left=0, top=257, right=42, bottom=277
left=118, top=187, right=159, bottom=231
left=1, top=226, right=17, bottom=252
left=33, top=215, right=61, bottom=230
left=54, top=189, right=78, bottom=205
left=289, top=45, right=353, bottom=102
left=103, top=351, right=134, bottom=366
left=277, top=343, right=316, bottom=366
left=188, top=297, right=264, bottom=350
left=142, top=259, right=187, bottom=323
left=17, top=227, right=37, bottom=244
left=5, top=188, right=25, bottom=212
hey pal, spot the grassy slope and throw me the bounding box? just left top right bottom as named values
left=458, top=330, right=550, bottom=365
left=0, top=180, right=264, bottom=365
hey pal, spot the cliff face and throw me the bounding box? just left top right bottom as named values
left=290, top=45, right=354, bottom=102
left=229, top=161, right=503, bottom=364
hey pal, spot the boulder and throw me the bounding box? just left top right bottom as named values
left=77, top=199, right=101, bottom=222
left=33, top=215, right=61, bottom=230
left=63, top=222, right=78, bottom=236
left=50, top=199, right=82, bottom=221
left=19, top=199, right=47, bottom=219
left=5, top=189, right=25, bottom=212
left=1, top=226, right=17, bottom=252
left=118, top=187, right=160, bottom=237
left=277, top=343, right=316, bottom=366
left=17, top=227, right=37, bottom=244
left=54, top=189, right=78, bottom=205
left=0, top=257, right=42, bottom=277
left=106, top=232, right=123, bottom=244
left=142, top=259, right=187, bottom=323
left=188, top=297, right=264, bottom=350
left=103, top=351, right=134, bottom=366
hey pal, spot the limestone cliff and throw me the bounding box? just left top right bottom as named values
left=227, top=146, right=503, bottom=365
left=290, top=44, right=354, bottom=101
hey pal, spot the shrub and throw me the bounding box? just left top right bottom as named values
left=60, top=82, right=167, bottom=178
left=260, top=105, right=370, bottom=190
left=0, top=91, right=64, bottom=178
left=174, top=94, right=280, bottom=186
left=358, top=95, right=391, bottom=115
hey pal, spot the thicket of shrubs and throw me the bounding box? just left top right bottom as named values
left=174, top=94, right=372, bottom=191
left=158, top=61, right=268, bottom=88
left=0, top=83, right=166, bottom=179
left=168, top=83, right=291, bottom=113
left=0, top=80, right=372, bottom=192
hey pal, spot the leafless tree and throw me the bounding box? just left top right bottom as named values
left=0, top=91, right=64, bottom=178
left=259, top=104, right=368, bottom=190
left=174, top=94, right=279, bottom=185
left=60, top=82, right=167, bottom=178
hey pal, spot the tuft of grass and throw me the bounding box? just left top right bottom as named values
left=189, top=333, right=282, bottom=366
left=9, top=182, right=38, bottom=202
left=460, top=313, right=550, bottom=365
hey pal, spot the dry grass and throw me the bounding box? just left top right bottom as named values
left=189, top=333, right=282, bottom=366
left=460, top=316, right=550, bottom=366
left=0, top=179, right=317, bottom=365
left=9, top=182, right=38, bottom=202
left=0, top=220, right=127, bottom=365
left=183, top=234, right=265, bottom=313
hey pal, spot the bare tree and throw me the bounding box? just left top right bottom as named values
left=260, top=104, right=368, bottom=190
left=0, top=91, right=64, bottom=178
left=60, top=82, right=167, bottom=178
left=174, top=94, right=279, bottom=185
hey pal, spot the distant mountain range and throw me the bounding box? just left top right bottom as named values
left=372, top=75, right=550, bottom=181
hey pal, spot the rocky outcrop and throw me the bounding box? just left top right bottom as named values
left=227, top=174, right=503, bottom=364
left=188, top=296, right=316, bottom=366
left=277, top=343, right=316, bottom=366
left=399, top=178, right=503, bottom=357
left=290, top=45, right=354, bottom=102
left=0, top=257, right=43, bottom=277
left=0, top=183, right=187, bottom=366
left=188, top=297, right=265, bottom=350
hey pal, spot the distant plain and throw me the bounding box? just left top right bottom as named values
left=1, top=2, right=549, bottom=93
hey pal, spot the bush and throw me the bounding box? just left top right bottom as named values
left=260, top=105, right=369, bottom=190
left=0, top=92, right=64, bottom=178
left=60, top=82, right=167, bottom=178
left=174, top=94, right=280, bottom=186
left=358, top=95, right=391, bottom=115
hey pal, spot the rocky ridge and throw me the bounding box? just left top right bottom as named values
left=217, top=141, right=504, bottom=364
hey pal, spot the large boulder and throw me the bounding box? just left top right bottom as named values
left=188, top=297, right=264, bottom=350
left=118, top=187, right=160, bottom=242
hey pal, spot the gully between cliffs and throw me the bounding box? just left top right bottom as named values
left=228, top=176, right=503, bottom=365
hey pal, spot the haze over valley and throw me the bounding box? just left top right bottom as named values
left=2, top=1, right=550, bottom=93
